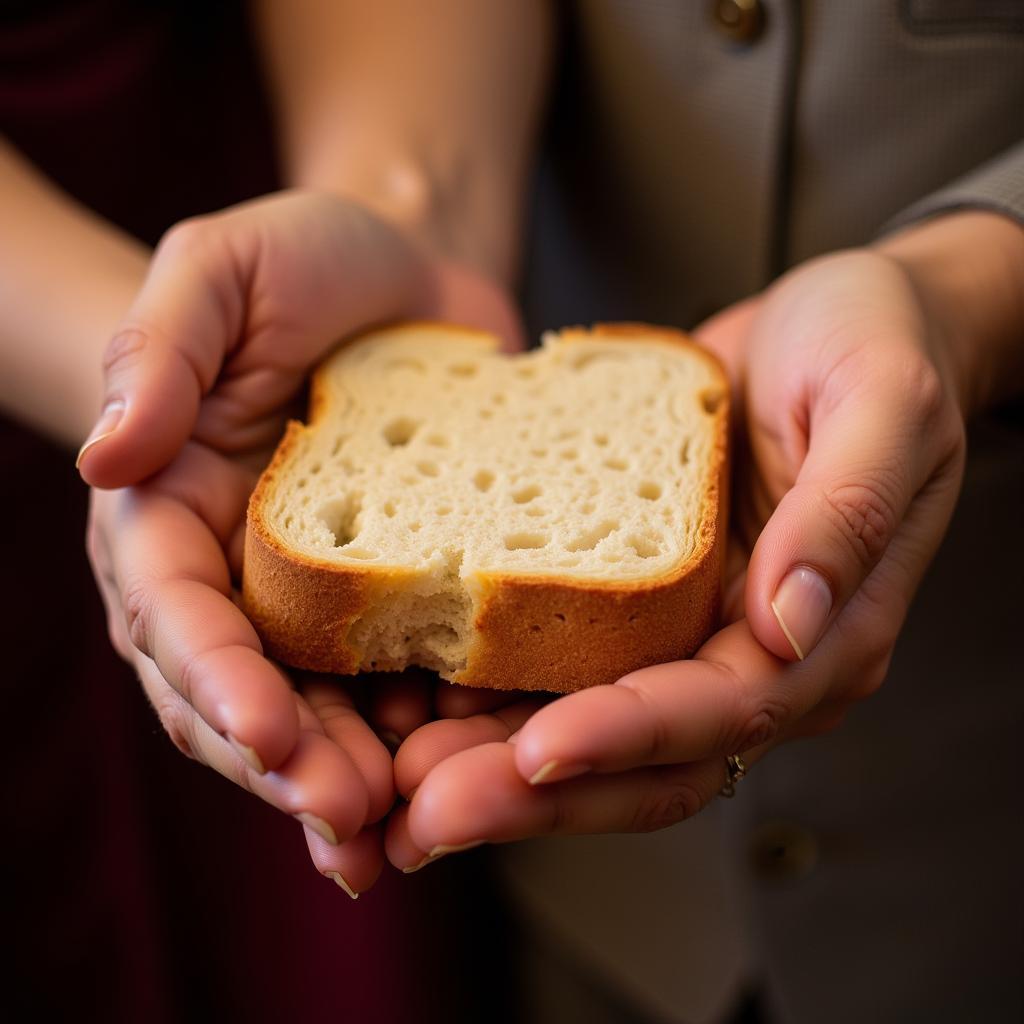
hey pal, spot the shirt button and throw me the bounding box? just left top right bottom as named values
left=748, top=822, right=819, bottom=882
left=711, top=0, right=766, bottom=44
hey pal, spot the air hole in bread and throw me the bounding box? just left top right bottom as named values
left=383, top=417, right=420, bottom=446
left=594, top=433, right=609, bottom=447
left=515, top=366, right=537, bottom=379
left=480, top=408, right=494, bottom=420
left=580, top=501, right=595, bottom=515
left=492, top=393, right=506, bottom=406
left=310, top=462, right=322, bottom=475
left=701, top=389, right=725, bottom=415
left=426, top=433, right=450, bottom=448
left=637, top=481, right=662, bottom=500
left=387, top=357, right=425, bottom=373
left=529, top=624, right=542, bottom=633
left=317, top=493, right=364, bottom=547
left=505, top=532, right=548, bottom=550
left=525, top=506, right=545, bottom=517
left=627, top=534, right=661, bottom=558
left=473, top=469, right=495, bottom=492
left=409, top=522, right=421, bottom=532
left=448, top=363, right=478, bottom=378
left=437, top=506, right=452, bottom=516
left=383, top=501, right=397, bottom=518
left=566, top=520, right=618, bottom=552
left=680, top=440, right=690, bottom=465
left=561, top=448, right=578, bottom=460
left=512, top=484, right=542, bottom=504
left=417, top=460, right=440, bottom=478
left=554, top=613, right=566, bottom=623
left=297, top=478, right=307, bottom=489
left=603, top=457, right=628, bottom=471
left=330, top=437, right=346, bottom=456
left=530, top=447, right=548, bottom=458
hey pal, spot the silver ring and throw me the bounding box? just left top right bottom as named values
left=720, top=753, right=747, bottom=798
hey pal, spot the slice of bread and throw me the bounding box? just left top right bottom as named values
left=243, top=322, right=728, bottom=693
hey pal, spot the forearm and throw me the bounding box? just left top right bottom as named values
left=0, top=139, right=149, bottom=446
left=876, top=211, right=1024, bottom=419
left=254, top=0, right=552, bottom=286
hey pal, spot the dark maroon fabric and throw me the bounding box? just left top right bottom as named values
left=1, top=3, right=503, bottom=1021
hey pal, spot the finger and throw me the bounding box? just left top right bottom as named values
left=77, top=217, right=237, bottom=487
left=745, top=341, right=962, bottom=662
left=383, top=803, right=432, bottom=873
left=104, top=477, right=299, bottom=770
left=394, top=699, right=542, bottom=798
left=509, top=621, right=797, bottom=782
left=406, top=742, right=730, bottom=850
left=303, top=679, right=395, bottom=821
left=305, top=824, right=385, bottom=899
left=135, top=657, right=369, bottom=845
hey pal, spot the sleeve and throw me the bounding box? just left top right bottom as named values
left=881, top=139, right=1024, bottom=235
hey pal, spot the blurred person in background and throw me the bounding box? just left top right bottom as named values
left=6, top=2, right=1021, bottom=1023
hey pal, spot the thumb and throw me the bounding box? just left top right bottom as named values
left=77, top=219, right=237, bottom=488
left=744, top=364, right=945, bottom=662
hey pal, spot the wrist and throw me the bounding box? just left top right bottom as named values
left=875, top=211, right=1024, bottom=419
left=294, top=153, right=519, bottom=290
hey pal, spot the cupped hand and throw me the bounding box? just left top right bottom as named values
left=79, top=190, right=520, bottom=888
left=387, top=248, right=967, bottom=865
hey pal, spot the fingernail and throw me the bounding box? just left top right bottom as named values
left=771, top=566, right=833, bottom=660
left=325, top=871, right=360, bottom=900
left=226, top=733, right=265, bottom=774
left=402, top=854, right=439, bottom=874
left=429, top=840, right=485, bottom=858
left=378, top=729, right=402, bottom=753
left=295, top=812, right=338, bottom=845
left=528, top=759, right=590, bottom=785
left=76, top=399, right=126, bottom=468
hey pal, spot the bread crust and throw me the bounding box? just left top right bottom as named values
left=242, top=322, right=729, bottom=692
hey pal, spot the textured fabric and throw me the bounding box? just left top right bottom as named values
left=513, top=2, right=1024, bottom=1022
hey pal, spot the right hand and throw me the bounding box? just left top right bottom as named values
left=79, top=191, right=520, bottom=891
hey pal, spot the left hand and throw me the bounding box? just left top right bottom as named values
left=385, top=246, right=969, bottom=867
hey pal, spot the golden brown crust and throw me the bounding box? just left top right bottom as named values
left=242, top=322, right=729, bottom=692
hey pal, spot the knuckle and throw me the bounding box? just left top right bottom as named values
left=102, top=326, right=150, bottom=378
left=897, top=353, right=947, bottom=428
left=729, top=702, right=784, bottom=753
left=122, top=577, right=155, bottom=657
left=152, top=694, right=199, bottom=762
left=820, top=478, right=900, bottom=572
left=631, top=775, right=706, bottom=833
left=157, top=215, right=215, bottom=261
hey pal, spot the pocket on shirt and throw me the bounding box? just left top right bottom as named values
left=900, top=0, right=1024, bottom=34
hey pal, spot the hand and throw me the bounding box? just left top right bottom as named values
left=80, top=190, right=520, bottom=888
left=386, top=246, right=968, bottom=864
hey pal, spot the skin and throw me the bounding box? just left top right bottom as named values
left=3, top=4, right=1021, bottom=890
